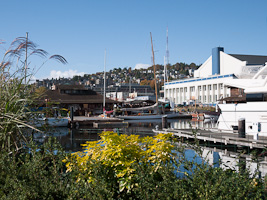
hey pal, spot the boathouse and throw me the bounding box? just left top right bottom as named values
left=165, top=47, right=267, bottom=106
left=39, top=85, right=117, bottom=116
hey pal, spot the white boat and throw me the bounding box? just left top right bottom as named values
left=203, top=112, right=220, bottom=121
left=33, top=111, right=69, bottom=127
left=44, top=117, right=69, bottom=127
left=35, top=117, right=69, bottom=127
left=218, top=102, right=267, bottom=134
left=117, top=112, right=191, bottom=120
left=217, top=64, right=267, bottom=136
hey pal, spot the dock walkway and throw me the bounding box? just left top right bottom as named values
left=153, top=128, right=267, bottom=149
left=71, top=116, right=123, bottom=126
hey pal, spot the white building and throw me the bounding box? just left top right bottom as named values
left=164, top=47, right=267, bottom=106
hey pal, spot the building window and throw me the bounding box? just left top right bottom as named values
left=198, top=86, right=201, bottom=91
left=209, top=95, right=212, bottom=102
left=190, top=87, right=195, bottom=92
left=213, top=84, right=217, bottom=90
left=199, top=96, right=201, bottom=101
left=184, top=88, right=187, bottom=92
left=203, top=85, right=206, bottom=91
left=215, top=95, right=217, bottom=101
left=204, top=95, right=207, bottom=102
left=219, top=83, right=223, bottom=89
left=208, top=85, right=211, bottom=90
left=180, top=88, right=183, bottom=92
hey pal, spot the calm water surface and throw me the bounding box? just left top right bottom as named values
left=35, top=119, right=267, bottom=178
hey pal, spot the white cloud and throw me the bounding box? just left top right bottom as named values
left=49, top=69, right=85, bottom=79
left=134, top=63, right=150, bottom=70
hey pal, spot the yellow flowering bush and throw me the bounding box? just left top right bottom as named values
left=63, top=131, right=177, bottom=192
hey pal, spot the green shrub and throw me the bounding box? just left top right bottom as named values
left=0, top=138, right=70, bottom=199
left=0, top=37, right=67, bottom=153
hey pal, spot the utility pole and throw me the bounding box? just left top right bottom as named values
left=25, top=32, right=28, bottom=85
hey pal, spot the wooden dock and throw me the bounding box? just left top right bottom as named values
left=93, top=122, right=128, bottom=128
left=70, top=116, right=123, bottom=127
left=153, top=128, right=267, bottom=149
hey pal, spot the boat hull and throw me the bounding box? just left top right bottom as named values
left=35, top=117, right=69, bottom=127
left=117, top=113, right=191, bottom=120
left=218, top=102, right=267, bottom=136
left=46, top=118, right=69, bottom=127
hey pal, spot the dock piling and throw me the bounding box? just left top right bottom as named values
left=162, top=115, right=168, bottom=129
left=238, top=118, right=246, bottom=138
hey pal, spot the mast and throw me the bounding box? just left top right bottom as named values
left=164, top=55, right=166, bottom=100
left=103, top=49, right=106, bottom=113
left=150, top=32, right=158, bottom=105
left=163, top=27, right=169, bottom=100
left=165, top=26, right=169, bottom=82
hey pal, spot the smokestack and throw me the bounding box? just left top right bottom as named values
left=212, top=47, right=224, bottom=75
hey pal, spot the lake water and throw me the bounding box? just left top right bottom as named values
left=34, top=118, right=267, bottom=178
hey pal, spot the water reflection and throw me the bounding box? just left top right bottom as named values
left=201, top=148, right=267, bottom=178
left=34, top=119, right=267, bottom=177
left=170, top=118, right=218, bottom=129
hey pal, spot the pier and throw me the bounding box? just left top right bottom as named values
left=93, top=121, right=128, bottom=128
left=70, top=116, right=123, bottom=127
left=153, top=128, right=267, bottom=149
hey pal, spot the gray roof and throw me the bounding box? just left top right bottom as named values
left=229, top=54, right=267, bottom=65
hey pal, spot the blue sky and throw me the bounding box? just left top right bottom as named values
left=1, top=0, right=267, bottom=80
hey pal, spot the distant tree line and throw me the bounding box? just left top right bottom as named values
left=70, top=62, right=200, bottom=88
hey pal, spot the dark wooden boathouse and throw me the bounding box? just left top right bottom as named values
left=38, top=85, right=117, bottom=116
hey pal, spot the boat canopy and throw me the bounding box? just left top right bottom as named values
left=121, top=103, right=158, bottom=112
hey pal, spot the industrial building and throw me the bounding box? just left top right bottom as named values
left=164, top=47, right=267, bottom=106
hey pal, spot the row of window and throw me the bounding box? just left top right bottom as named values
left=171, top=93, right=230, bottom=104
left=198, top=95, right=217, bottom=102
left=167, top=83, right=224, bottom=94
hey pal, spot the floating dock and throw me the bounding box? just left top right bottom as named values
left=70, top=116, right=123, bottom=127
left=93, top=122, right=128, bottom=128
left=153, top=128, right=267, bottom=149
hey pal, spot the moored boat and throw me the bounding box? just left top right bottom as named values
left=35, top=116, right=69, bottom=127
left=117, top=112, right=191, bottom=120
left=203, top=111, right=220, bottom=121
left=217, top=64, right=267, bottom=136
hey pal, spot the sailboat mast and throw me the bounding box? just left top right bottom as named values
left=164, top=56, right=166, bottom=100
left=165, top=26, right=169, bottom=82
left=150, top=32, right=158, bottom=105
left=103, top=49, right=106, bottom=112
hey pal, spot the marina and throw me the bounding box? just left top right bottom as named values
left=37, top=119, right=267, bottom=177
left=71, top=116, right=123, bottom=126
left=2, top=1, right=267, bottom=198
left=153, top=128, right=267, bottom=150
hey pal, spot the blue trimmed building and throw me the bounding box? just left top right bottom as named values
left=164, top=47, right=267, bottom=106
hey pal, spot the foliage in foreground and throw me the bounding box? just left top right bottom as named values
left=0, top=37, right=67, bottom=153
left=0, top=132, right=267, bottom=199
left=62, top=131, right=267, bottom=199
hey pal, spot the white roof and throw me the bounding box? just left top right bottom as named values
left=224, top=79, right=267, bottom=94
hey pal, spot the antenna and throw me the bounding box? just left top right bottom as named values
left=165, top=26, right=169, bottom=82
